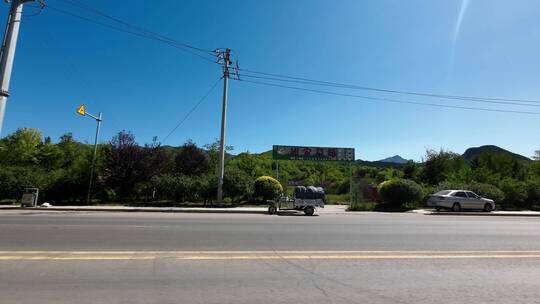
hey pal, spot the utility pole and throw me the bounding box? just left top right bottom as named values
left=216, top=48, right=231, bottom=204
left=0, top=0, right=37, bottom=136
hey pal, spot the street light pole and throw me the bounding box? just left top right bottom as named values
left=77, top=104, right=102, bottom=205
left=0, top=0, right=36, bottom=136
left=86, top=112, right=102, bottom=205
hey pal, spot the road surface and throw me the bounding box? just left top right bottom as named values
left=1, top=210, right=539, bottom=303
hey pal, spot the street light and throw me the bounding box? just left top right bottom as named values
left=76, top=104, right=102, bottom=205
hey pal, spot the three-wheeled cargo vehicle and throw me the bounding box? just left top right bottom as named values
left=268, top=186, right=325, bottom=216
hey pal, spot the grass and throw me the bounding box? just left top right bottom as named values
left=0, top=199, right=16, bottom=205
left=347, top=201, right=426, bottom=212
left=325, top=194, right=350, bottom=205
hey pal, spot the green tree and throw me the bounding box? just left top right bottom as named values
left=104, top=131, right=145, bottom=200
left=531, top=161, right=540, bottom=181
left=403, top=161, right=417, bottom=179
left=143, top=137, right=174, bottom=177
left=38, top=142, right=63, bottom=170
left=204, top=139, right=234, bottom=170
left=175, top=140, right=211, bottom=176
left=0, top=128, right=42, bottom=165
left=223, top=168, right=252, bottom=203
left=422, top=149, right=465, bottom=185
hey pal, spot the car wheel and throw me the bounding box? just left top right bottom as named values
left=304, top=206, right=315, bottom=216
left=268, top=206, right=277, bottom=215
left=483, top=203, right=493, bottom=212
left=452, top=203, right=461, bottom=212
left=435, top=207, right=441, bottom=212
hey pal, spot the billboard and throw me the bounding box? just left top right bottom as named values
left=272, top=145, right=355, bottom=162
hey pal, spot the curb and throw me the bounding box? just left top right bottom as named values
left=0, top=206, right=269, bottom=215
left=4, top=207, right=537, bottom=217
left=0, top=207, right=350, bottom=216
left=427, top=211, right=540, bottom=217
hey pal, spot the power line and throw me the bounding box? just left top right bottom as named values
left=45, top=4, right=219, bottom=64
left=236, top=68, right=540, bottom=104
left=55, top=0, right=215, bottom=54
left=43, top=2, right=540, bottom=115
left=161, top=77, right=223, bottom=144
left=237, top=74, right=540, bottom=108
left=23, top=2, right=46, bottom=17
left=237, top=79, right=540, bottom=116
left=44, top=1, right=540, bottom=109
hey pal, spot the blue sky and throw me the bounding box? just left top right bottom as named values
left=2, top=0, right=539, bottom=161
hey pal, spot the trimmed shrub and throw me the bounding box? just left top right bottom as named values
left=378, top=179, right=423, bottom=207
left=253, top=176, right=283, bottom=201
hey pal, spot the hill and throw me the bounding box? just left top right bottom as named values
left=377, top=155, right=409, bottom=164
left=462, top=145, right=530, bottom=162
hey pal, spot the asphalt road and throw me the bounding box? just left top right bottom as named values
left=1, top=210, right=540, bottom=303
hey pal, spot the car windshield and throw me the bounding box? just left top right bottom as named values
left=434, top=190, right=452, bottom=195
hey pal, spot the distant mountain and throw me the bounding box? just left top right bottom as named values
left=377, top=155, right=409, bottom=164
left=356, top=160, right=406, bottom=169
left=462, top=145, right=530, bottom=162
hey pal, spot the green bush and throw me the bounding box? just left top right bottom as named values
left=378, top=179, right=423, bottom=207
left=470, top=182, right=505, bottom=203
left=151, top=174, right=200, bottom=203
left=0, top=166, right=48, bottom=200
left=526, top=181, right=540, bottom=208
left=253, top=176, right=283, bottom=201
left=499, top=178, right=528, bottom=209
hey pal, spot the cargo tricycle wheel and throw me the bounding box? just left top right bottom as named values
left=304, top=206, right=315, bottom=216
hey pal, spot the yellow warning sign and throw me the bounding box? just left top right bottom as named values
left=77, top=104, right=86, bottom=116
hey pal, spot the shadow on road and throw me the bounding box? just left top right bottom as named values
left=276, top=211, right=319, bottom=217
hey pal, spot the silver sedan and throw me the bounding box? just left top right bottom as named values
left=427, top=190, right=495, bottom=212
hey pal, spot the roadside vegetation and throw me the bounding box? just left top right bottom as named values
left=1, top=128, right=539, bottom=211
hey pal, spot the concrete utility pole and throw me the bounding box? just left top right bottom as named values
left=216, top=48, right=231, bottom=203
left=0, top=0, right=36, bottom=136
